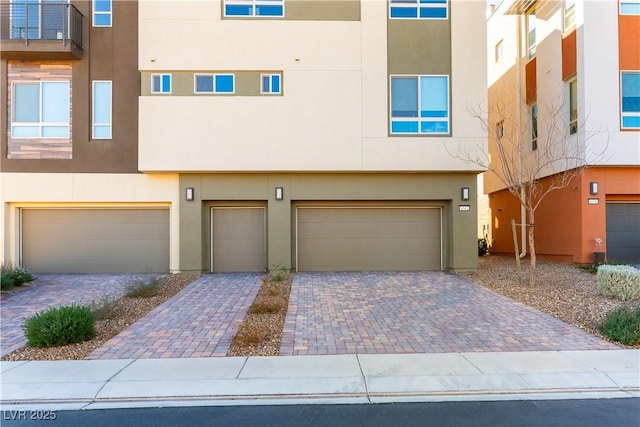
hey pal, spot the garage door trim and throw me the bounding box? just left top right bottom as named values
left=295, top=205, right=443, bottom=271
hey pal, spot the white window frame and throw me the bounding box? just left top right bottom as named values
left=621, top=71, right=640, bottom=130
left=10, top=80, right=70, bottom=139
left=564, top=0, right=576, bottom=30
left=93, top=0, right=112, bottom=27
left=389, top=0, right=449, bottom=20
left=495, top=40, right=504, bottom=62
left=151, top=74, right=172, bottom=94
left=620, top=0, right=640, bottom=15
left=527, top=12, right=536, bottom=59
left=530, top=104, right=538, bottom=151
left=223, top=0, right=285, bottom=18
left=569, top=78, right=578, bottom=135
left=389, top=74, right=450, bottom=135
left=92, top=80, right=112, bottom=139
left=193, top=74, right=235, bottom=94
left=260, top=73, right=281, bottom=94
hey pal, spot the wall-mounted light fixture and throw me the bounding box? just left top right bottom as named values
left=589, top=182, right=598, bottom=195
left=275, top=187, right=284, bottom=201
left=461, top=187, right=470, bottom=201
left=186, top=187, right=195, bottom=201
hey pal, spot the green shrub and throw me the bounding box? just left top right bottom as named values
left=22, top=304, right=96, bottom=347
left=89, top=295, right=119, bottom=320
left=597, top=305, right=640, bottom=346
left=125, top=277, right=160, bottom=298
left=478, top=238, right=489, bottom=256
left=1, top=264, right=36, bottom=290
left=597, top=265, right=640, bottom=301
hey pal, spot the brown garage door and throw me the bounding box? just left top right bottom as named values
left=296, top=207, right=442, bottom=271
left=211, top=207, right=266, bottom=272
left=22, top=208, right=169, bottom=274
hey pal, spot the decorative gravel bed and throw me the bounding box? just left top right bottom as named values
left=459, top=255, right=638, bottom=348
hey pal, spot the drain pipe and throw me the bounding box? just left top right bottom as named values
left=516, top=13, right=527, bottom=258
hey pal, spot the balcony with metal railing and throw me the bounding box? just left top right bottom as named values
left=0, top=1, right=84, bottom=60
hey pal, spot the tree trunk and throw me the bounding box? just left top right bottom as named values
left=528, top=209, right=536, bottom=286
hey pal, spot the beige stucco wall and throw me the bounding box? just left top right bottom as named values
left=1, top=173, right=181, bottom=271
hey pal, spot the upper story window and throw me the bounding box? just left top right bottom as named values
left=194, top=74, right=235, bottom=94
left=564, top=0, right=576, bottom=29
left=390, top=75, right=450, bottom=135
left=495, top=40, right=504, bottom=62
left=224, top=0, right=284, bottom=17
left=261, top=74, right=281, bottom=94
left=389, top=0, right=448, bottom=19
left=620, top=0, right=640, bottom=14
left=151, top=74, right=171, bottom=94
left=569, top=79, right=578, bottom=134
left=11, top=81, right=70, bottom=138
left=527, top=12, right=536, bottom=59
left=621, top=72, right=640, bottom=129
left=93, top=0, right=112, bottom=27
left=92, top=81, right=112, bottom=139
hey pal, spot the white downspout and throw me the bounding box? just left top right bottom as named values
left=516, top=13, right=527, bottom=258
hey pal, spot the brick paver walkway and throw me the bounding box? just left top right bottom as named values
left=1, top=274, right=153, bottom=357
left=280, top=272, right=618, bottom=355
left=87, top=274, right=262, bottom=359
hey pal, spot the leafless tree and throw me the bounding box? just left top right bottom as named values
left=449, top=97, right=606, bottom=286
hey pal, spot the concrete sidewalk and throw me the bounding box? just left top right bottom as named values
left=1, top=350, right=638, bottom=410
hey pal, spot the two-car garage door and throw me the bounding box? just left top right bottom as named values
left=296, top=207, right=442, bottom=271
left=22, top=209, right=170, bottom=274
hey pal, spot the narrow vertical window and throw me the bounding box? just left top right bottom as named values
left=621, top=72, right=640, bottom=129
left=93, top=81, right=112, bottom=139
left=261, top=74, right=281, bottom=94
left=564, top=0, right=576, bottom=29
left=495, top=40, right=504, bottom=62
left=531, top=104, right=538, bottom=150
left=569, top=79, right=578, bottom=134
left=93, top=0, right=112, bottom=27
left=151, top=74, right=171, bottom=94
left=527, top=13, right=536, bottom=59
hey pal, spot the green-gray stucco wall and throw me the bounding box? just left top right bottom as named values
left=178, top=172, right=478, bottom=273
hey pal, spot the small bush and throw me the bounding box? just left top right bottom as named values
left=478, top=238, right=489, bottom=256
left=597, top=305, right=640, bottom=346
left=268, top=264, right=289, bottom=283
left=597, top=265, right=640, bottom=301
left=89, top=295, right=119, bottom=320
left=125, top=277, right=160, bottom=298
left=1, top=264, right=36, bottom=290
left=248, top=300, right=285, bottom=314
left=22, top=304, right=96, bottom=347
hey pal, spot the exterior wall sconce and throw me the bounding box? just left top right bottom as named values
left=461, top=187, right=470, bottom=201
left=589, top=182, right=598, bottom=195
left=275, top=187, right=284, bottom=201
left=186, top=187, right=195, bottom=201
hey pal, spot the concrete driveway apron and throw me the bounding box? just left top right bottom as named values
left=1, top=274, right=153, bottom=357
left=87, top=274, right=262, bottom=359
left=280, top=272, right=618, bottom=355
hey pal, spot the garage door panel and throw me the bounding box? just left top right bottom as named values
left=212, top=207, right=266, bottom=272
left=297, top=207, right=441, bottom=271
left=22, top=209, right=169, bottom=274
left=606, top=203, right=640, bottom=265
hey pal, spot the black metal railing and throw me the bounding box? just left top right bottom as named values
left=0, top=2, right=83, bottom=48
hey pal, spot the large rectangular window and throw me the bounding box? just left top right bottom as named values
left=93, top=81, right=112, bottom=139
left=93, top=0, right=112, bottom=26
left=569, top=79, right=578, bottom=134
left=621, top=72, right=640, bottom=129
left=620, top=0, right=640, bottom=15
left=224, top=0, right=284, bottom=17
left=11, top=81, right=70, bottom=138
left=389, top=0, right=448, bottom=19
left=390, top=75, right=449, bottom=135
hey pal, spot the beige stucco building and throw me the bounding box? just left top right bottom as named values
left=2, top=0, right=487, bottom=274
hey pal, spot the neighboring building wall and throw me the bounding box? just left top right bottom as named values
left=486, top=0, right=640, bottom=264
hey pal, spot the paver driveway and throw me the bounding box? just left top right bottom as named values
left=279, top=272, right=618, bottom=355
left=0, top=274, right=154, bottom=357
